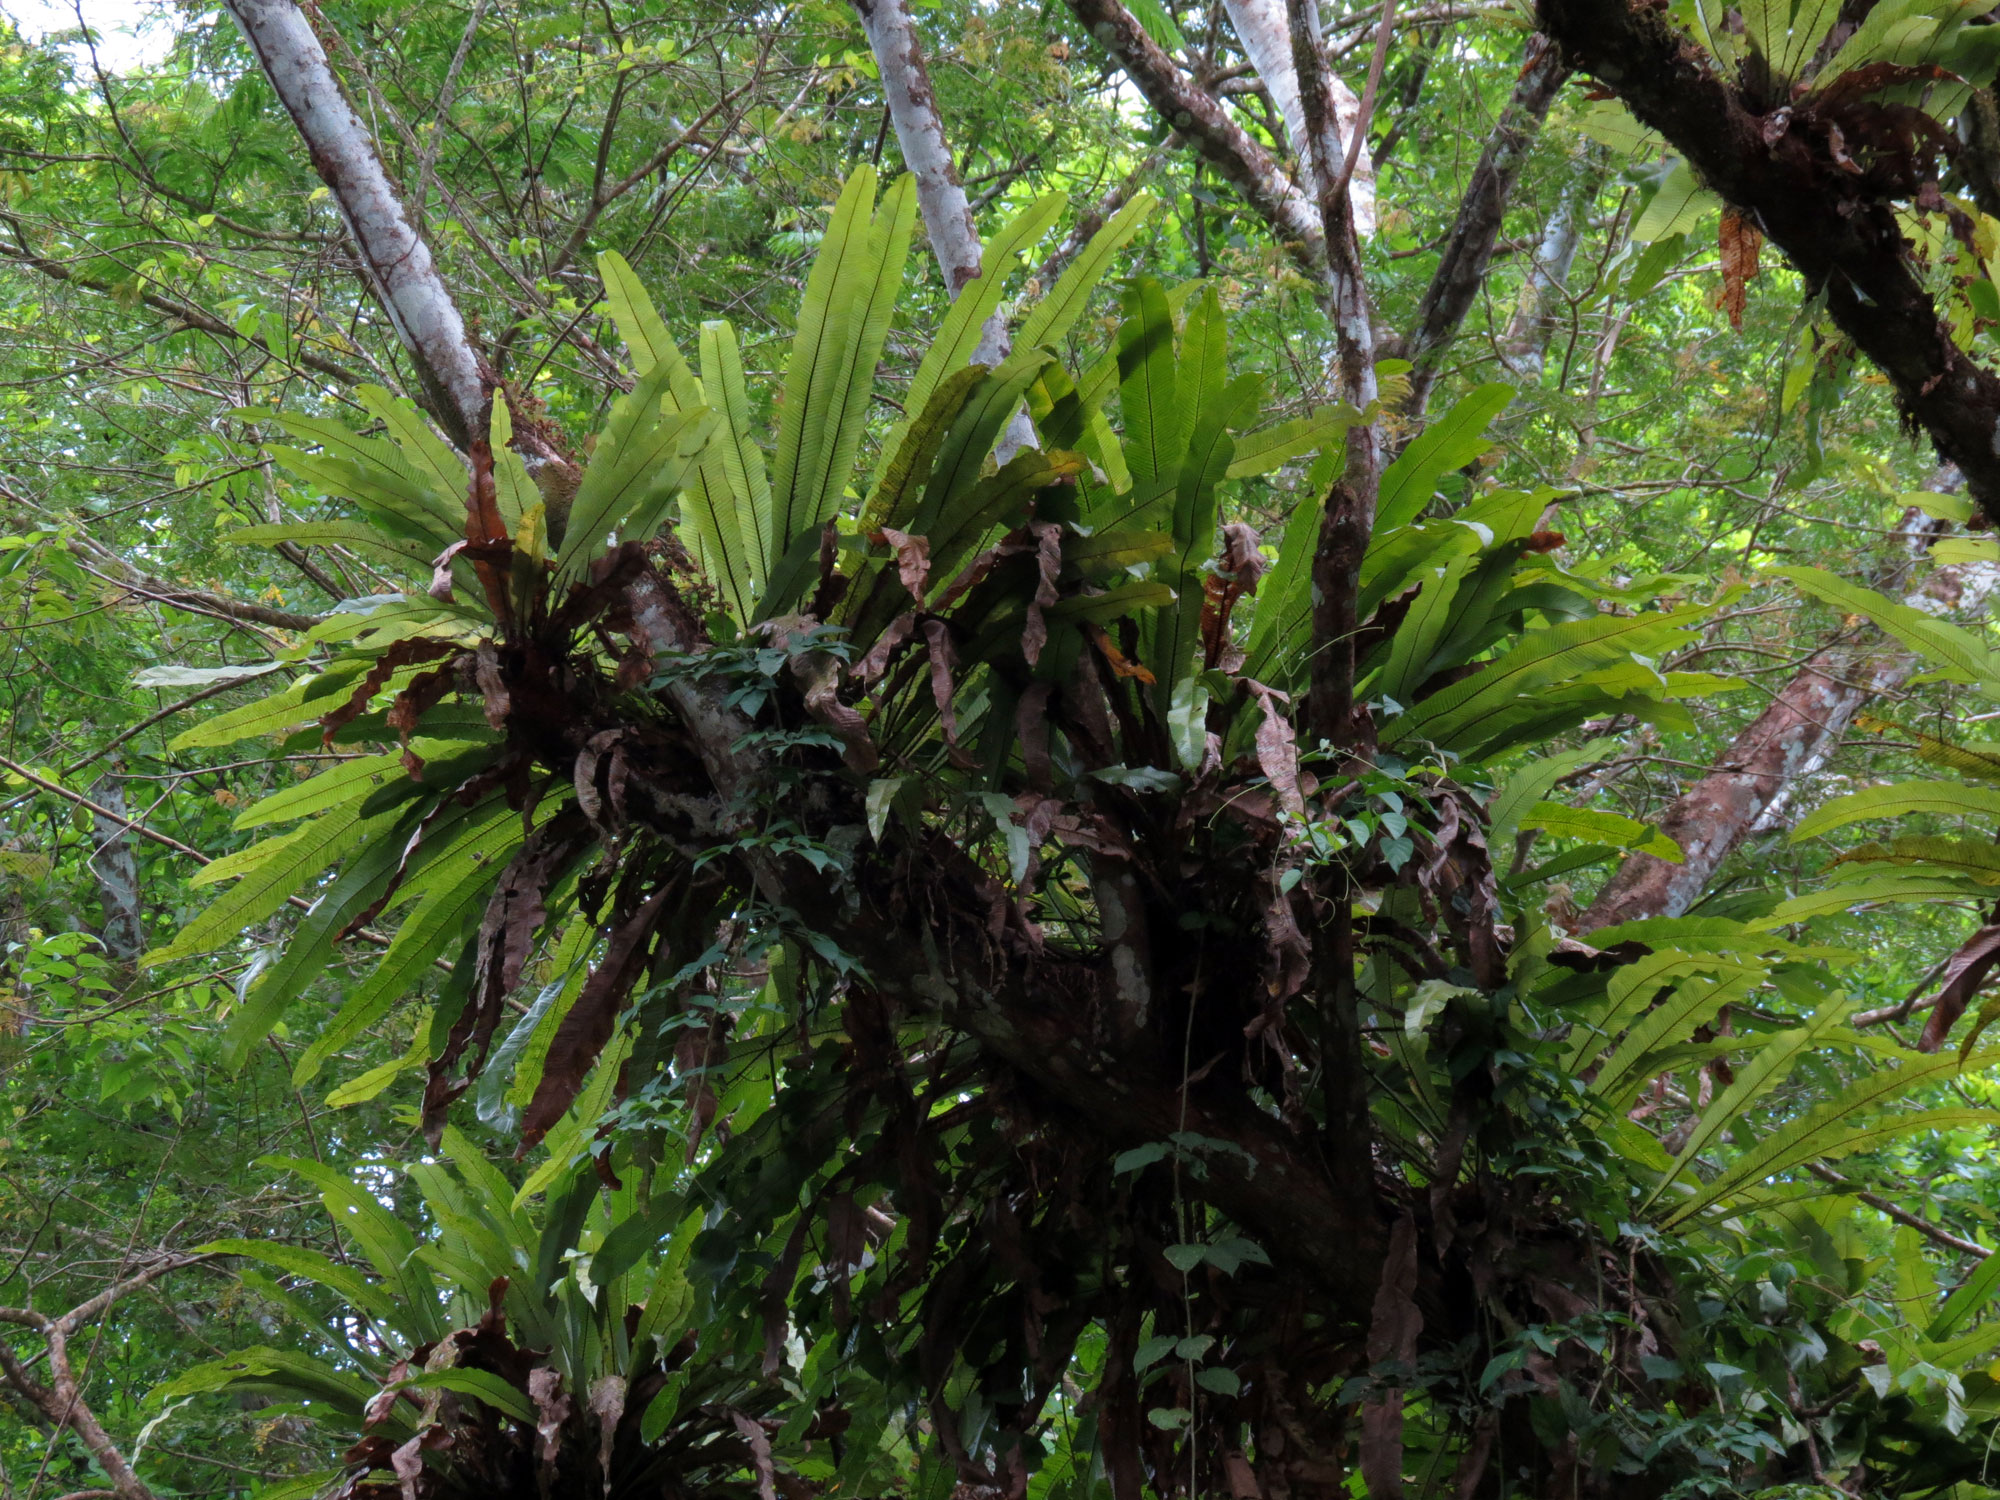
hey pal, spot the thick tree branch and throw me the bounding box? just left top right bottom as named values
left=854, top=0, right=1034, bottom=454
left=1221, top=0, right=1377, bottom=234
left=1535, top=0, right=2000, bottom=526
left=1063, top=0, right=1331, bottom=283
left=222, top=0, right=489, bottom=450
left=1287, top=0, right=1380, bottom=749
left=0, top=1258, right=210, bottom=1500
left=1391, top=39, right=1569, bottom=415
left=1578, top=509, right=2000, bottom=930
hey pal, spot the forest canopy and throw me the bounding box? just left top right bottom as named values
left=6, top=0, right=2000, bottom=1496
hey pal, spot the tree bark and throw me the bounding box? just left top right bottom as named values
left=1063, top=0, right=1331, bottom=284
left=1577, top=510, right=2000, bottom=931
left=1393, top=39, right=1569, bottom=416
left=1535, top=0, right=2000, bottom=527
left=853, top=0, right=1032, bottom=454
left=87, top=772, right=144, bottom=968
left=221, top=0, right=489, bottom=451
left=1221, top=0, right=1377, bottom=235
left=1498, top=150, right=1601, bottom=382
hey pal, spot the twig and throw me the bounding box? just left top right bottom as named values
left=1807, top=1162, right=1989, bottom=1257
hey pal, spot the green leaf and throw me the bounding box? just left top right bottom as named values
left=1134, top=1334, right=1178, bottom=1370
left=1930, top=1238, right=2000, bottom=1341
left=292, top=800, right=530, bottom=1084
left=1779, top=565, right=2000, bottom=694
left=1486, top=740, right=1618, bottom=846
left=1569, top=952, right=1763, bottom=1075
left=1643, top=999, right=1849, bottom=1212
left=598, top=249, right=699, bottom=382
left=556, top=399, right=719, bottom=579
left=1752, top=872, right=1990, bottom=925
left=904, top=192, right=1066, bottom=421
left=1792, top=781, right=2000, bottom=841
left=688, top=317, right=770, bottom=615
left=395, top=1368, right=536, bottom=1425
left=1831, top=836, right=2000, bottom=884
left=146, top=1347, right=380, bottom=1418
left=1124, top=0, right=1187, bottom=52
left=147, top=808, right=396, bottom=967
left=195, top=1238, right=410, bottom=1338
left=1521, top=802, right=1682, bottom=862
left=224, top=521, right=433, bottom=571
left=1591, top=969, right=1766, bottom=1106
left=1376, top=554, right=1473, bottom=706
left=263, top=1155, right=442, bottom=1339
left=859, top=364, right=990, bottom=538
left=1632, top=160, right=1720, bottom=242
left=1673, top=1105, right=2000, bottom=1228
left=171, top=663, right=366, bottom=750
left=910, top=349, right=1059, bottom=545
left=1386, top=607, right=1706, bottom=751
left=1225, top=404, right=1358, bottom=480
left=1019, top=191, right=1159, bottom=351
left=1625, top=232, right=1686, bottom=299
left=1374, top=383, right=1512, bottom=532
left=234, top=752, right=405, bottom=829
left=1107, top=276, right=1180, bottom=526
left=769, top=168, right=917, bottom=557
left=222, top=802, right=449, bottom=1067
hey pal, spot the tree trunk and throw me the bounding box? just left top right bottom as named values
left=1498, top=151, right=1602, bottom=382
left=853, top=0, right=1033, bottom=455
left=1577, top=508, right=2000, bottom=931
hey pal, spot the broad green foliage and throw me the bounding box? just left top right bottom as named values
left=9, top=3, right=2000, bottom=1498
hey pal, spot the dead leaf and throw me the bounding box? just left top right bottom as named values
left=1021, top=521, right=1063, bottom=668
left=875, top=527, right=931, bottom=600
left=1201, top=522, right=1267, bottom=670
left=791, top=650, right=878, bottom=772
left=1918, top=922, right=2000, bottom=1053
left=1718, top=210, right=1761, bottom=332
left=728, top=1409, right=779, bottom=1500
left=922, top=619, right=975, bottom=766
left=1359, top=1215, right=1422, bottom=1500
left=1083, top=621, right=1155, bottom=683
left=854, top=611, right=918, bottom=686
left=472, top=644, right=511, bottom=731
left=588, top=1374, right=625, bottom=1495
left=528, top=1366, right=570, bottom=1471
left=1247, top=683, right=1302, bottom=818
left=516, top=883, right=675, bottom=1149
left=320, top=638, right=458, bottom=747
left=429, top=540, right=468, bottom=601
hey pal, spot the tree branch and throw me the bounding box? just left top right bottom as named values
left=1220, top=0, right=1377, bottom=234
left=1534, top=0, right=2000, bottom=526
left=1063, top=0, right=1331, bottom=285
left=1391, top=38, right=1569, bottom=416
left=222, top=0, right=489, bottom=450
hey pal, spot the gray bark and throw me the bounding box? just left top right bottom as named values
left=222, top=0, right=489, bottom=449
left=1499, top=153, right=1603, bottom=383
left=88, top=773, right=144, bottom=968
left=1393, top=39, right=1569, bottom=417
left=853, top=0, right=1033, bottom=455
left=1222, top=0, right=1376, bottom=235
